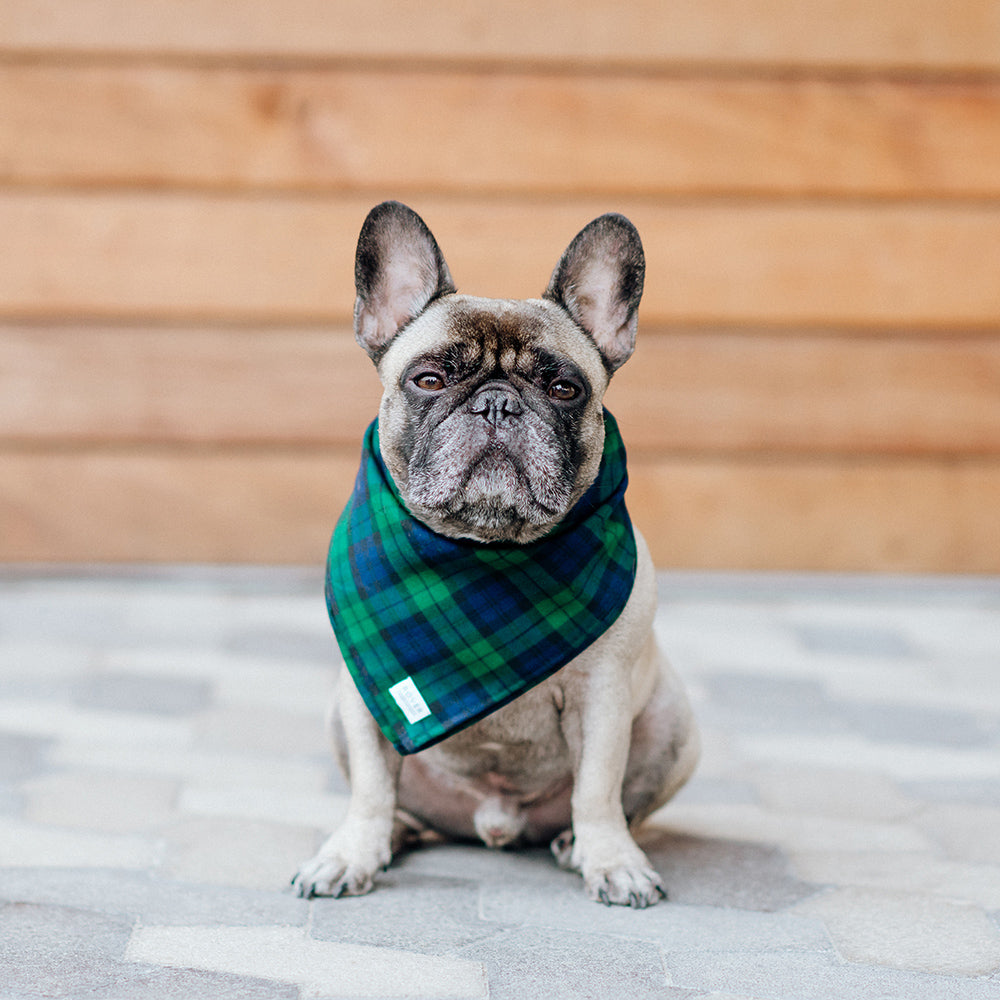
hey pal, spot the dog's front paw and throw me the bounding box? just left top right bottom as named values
left=291, top=823, right=391, bottom=899
left=584, top=860, right=666, bottom=909
left=554, top=826, right=667, bottom=908
left=291, top=853, right=377, bottom=899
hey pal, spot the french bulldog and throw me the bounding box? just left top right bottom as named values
left=293, top=201, right=698, bottom=907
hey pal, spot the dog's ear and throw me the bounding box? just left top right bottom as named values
left=353, top=201, right=456, bottom=362
left=544, top=214, right=645, bottom=373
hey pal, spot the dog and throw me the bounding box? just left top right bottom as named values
left=292, top=201, right=698, bottom=907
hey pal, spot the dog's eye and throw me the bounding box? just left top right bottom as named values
left=413, top=372, right=446, bottom=391
left=547, top=380, right=579, bottom=401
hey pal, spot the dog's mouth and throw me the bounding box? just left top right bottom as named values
left=460, top=448, right=551, bottom=507
left=404, top=429, right=575, bottom=543
left=456, top=455, right=560, bottom=530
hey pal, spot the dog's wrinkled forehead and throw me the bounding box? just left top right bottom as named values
left=447, top=306, right=535, bottom=362
left=422, top=306, right=556, bottom=384
left=378, top=294, right=609, bottom=392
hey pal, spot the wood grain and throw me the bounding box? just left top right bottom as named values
left=3, top=449, right=998, bottom=571
left=0, top=449, right=358, bottom=564
left=3, top=194, right=1000, bottom=327
left=609, top=332, right=1000, bottom=456
left=3, top=325, right=999, bottom=456
left=4, top=65, right=1000, bottom=197
left=2, top=0, right=998, bottom=69
left=627, top=455, right=1000, bottom=573
left=2, top=0, right=998, bottom=571
left=0, top=326, right=382, bottom=445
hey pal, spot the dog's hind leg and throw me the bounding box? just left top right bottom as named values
left=621, top=661, right=700, bottom=829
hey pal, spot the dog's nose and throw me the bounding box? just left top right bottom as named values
left=468, top=382, right=523, bottom=425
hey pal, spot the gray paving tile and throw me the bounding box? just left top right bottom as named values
left=748, top=764, right=916, bottom=823
left=0, top=697, right=193, bottom=749
left=655, top=572, right=1000, bottom=606
left=638, top=829, right=820, bottom=912
left=916, top=804, right=1000, bottom=865
left=2, top=581, right=234, bottom=650
left=195, top=704, right=333, bottom=757
left=735, top=730, right=1000, bottom=785
left=0, top=732, right=52, bottom=781
left=796, top=886, right=1000, bottom=976
left=838, top=700, right=991, bottom=748
left=23, top=769, right=179, bottom=832
left=0, top=816, right=159, bottom=868
left=0, top=784, right=22, bottom=815
left=2, top=567, right=999, bottom=1000
left=159, top=817, right=323, bottom=892
left=226, top=627, right=339, bottom=665
left=70, top=965, right=302, bottom=1000
left=207, top=656, right=333, bottom=714
left=903, top=778, right=1000, bottom=807
left=72, top=671, right=213, bottom=715
left=393, top=842, right=582, bottom=891
left=794, top=623, right=915, bottom=658
left=0, top=586, right=126, bottom=643
left=0, top=640, right=93, bottom=698
left=128, top=923, right=487, bottom=999
left=0, top=900, right=133, bottom=998
left=665, top=949, right=1000, bottom=1000
left=655, top=608, right=806, bottom=680
left=310, top=872, right=497, bottom=952
left=454, top=926, right=681, bottom=1000
left=670, top=776, right=760, bottom=806
left=0, top=900, right=295, bottom=999
left=45, top=735, right=329, bottom=792
left=0, top=867, right=309, bottom=926
left=788, top=850, right=1000, bottom=909
left=698, top=673, right=846, bottom=735
left=479, top=882, right=832, bottom=954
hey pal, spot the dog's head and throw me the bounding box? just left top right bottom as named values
left=352, top=201, right=644, bottom=544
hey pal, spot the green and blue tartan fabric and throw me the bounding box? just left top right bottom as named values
left=325, top=411, right=638, bottom=755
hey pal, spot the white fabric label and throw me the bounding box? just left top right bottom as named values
left=388, top=677, right=432, bottom=725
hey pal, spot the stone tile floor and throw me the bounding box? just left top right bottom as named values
left=1, top=566, right=998, bottom=999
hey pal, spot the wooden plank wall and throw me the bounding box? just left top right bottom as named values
left=2, top=0, right=999, bottom=571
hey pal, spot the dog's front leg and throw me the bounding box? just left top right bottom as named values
left=293, top=670, right=401, bottom=898
left=556, top=662, right=666, bottom=908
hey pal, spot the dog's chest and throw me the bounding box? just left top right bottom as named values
left=421, top=680, right=570, bottom=790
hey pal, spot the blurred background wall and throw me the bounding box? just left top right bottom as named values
left=1, top=0, right=998, bottom=571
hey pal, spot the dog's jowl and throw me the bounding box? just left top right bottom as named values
left=292, top=202, right=699, bottom=908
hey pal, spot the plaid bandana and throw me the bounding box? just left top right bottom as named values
left=326, top=410, right=637, bottom=755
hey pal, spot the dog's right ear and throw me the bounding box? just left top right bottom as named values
left=544, top=213, right=644, bottom=374
left=353, top=201, right=456, bottom=362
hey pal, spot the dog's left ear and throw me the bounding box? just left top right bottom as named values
left=353, top=201, right=456, bottom=362
left=544, top=214, right=645, bottom=373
